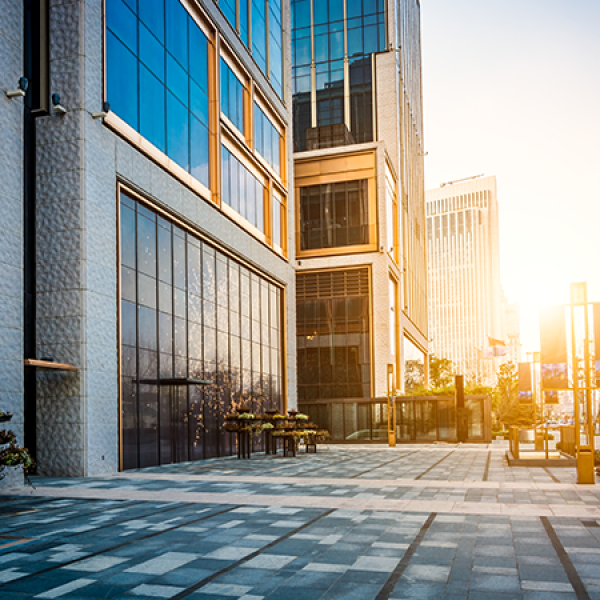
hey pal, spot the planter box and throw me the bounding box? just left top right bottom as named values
left=1, top=465, right=24, bottom=489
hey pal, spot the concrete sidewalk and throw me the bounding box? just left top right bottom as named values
left=0, top=444, right=599, bottom=599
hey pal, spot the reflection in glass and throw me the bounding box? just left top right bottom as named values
left=120, top=195, right=283, bottom=468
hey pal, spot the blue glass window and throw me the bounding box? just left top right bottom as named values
left=105, top=0, right=210, bottom=189
left=166, top=0, right=188, bottom=69
left=220, top=0, right=236, bottom=29
left=140, top=23, right=165, bottom=81
left=221, top=59, right=244, bottom=133
left=251, top=0, right=267, bottom=72
left=106, top=0, right=137, bottom=53
left=139, top=0, right=164, bottom=42
left=221, top=146, right=265, bottom=233
left=254, top=103, right=281, bottom=175
left=140, top=66, right=166, bottom=153
left=268, top=0, right=283, bottom=97
left=106, top=31, right=138, bottom=130
left=167, top=92, right=189, bottom=171
left=240, top=0, right=249, bottom=46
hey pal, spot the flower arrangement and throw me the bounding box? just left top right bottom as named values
left=261, top=423, right=274, bottom=430
left=0, top=445, right=34, bottom=473
left=0, top=430, right=17, bottom=445
left=272, top=414, right=286, bottom=420
left=295, top=413, right=309, bottom=421
left=0, top=411, right=13, bottom=423
left=237, top=413, right=255, bottom=420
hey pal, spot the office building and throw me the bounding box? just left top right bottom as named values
left=292, top=0, right=429, bottom=436
left=502, top=293, right=521, bottom=364
left=426, top=175, right=504, bottom=384
left=0, top=0, right=294, bottom=474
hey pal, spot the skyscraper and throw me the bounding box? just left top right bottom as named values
left=293, top=0, right=429, bottom=435
left=426, top=175, right=504, bottom=384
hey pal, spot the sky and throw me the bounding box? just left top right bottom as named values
left=420, top=0, right=600, bottom=353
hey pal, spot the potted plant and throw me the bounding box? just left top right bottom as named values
left=0, top=444, right=35, bottom=489
left=0, top=411, right=13, bottom=423
left=0, top=430, right=17, bottom=449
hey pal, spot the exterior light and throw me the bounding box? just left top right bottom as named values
left=52, top=93, right=67, bottom=115
left=5, top=76, right=28, bottom=98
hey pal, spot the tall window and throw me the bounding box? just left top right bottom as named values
left=254, top=103, right=281, bottom=175
left=120, top=192, right=283, bottom=469
left=106, top=0, right=210, bottom=188
left=272, top=190, right=284, bottom=249
left=299, top=180, right=369, bottom=250
left=251, top=0, right=267, bottom=72
left=221, top=59, right=245, bottom=133
left=297, top=269, right=371, bottom=402
left=221, top=146, right=265, bottom=233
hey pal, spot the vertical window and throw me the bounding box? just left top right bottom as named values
left=254, top=103, right=281, bottom=175
left=221, top=146, right=265, bottom=233
left=389, top=277, right=397, bottom=356
left=221, top=59, right=245, bottom=133
left=105, top=0, right=211, bottom=189
left=272, top=190, right=283, bottom=249
left=252, top=0, right=267, bottom=72
left=268, top=0, right=283, bottom=97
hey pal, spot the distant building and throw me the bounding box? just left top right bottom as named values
left=501, top=293, right=522, bottom=364
left=426, top=175, right=504, bottom=385
left=293, top=0, right=429, bottom=426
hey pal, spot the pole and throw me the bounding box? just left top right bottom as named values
left=571, top=282, right=595, bottom=484
left=387, top=364, right=396, bottom=447
left=583, top=288, right=595, bottom=458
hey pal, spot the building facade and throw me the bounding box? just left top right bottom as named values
left=426, top=175, right=504, bottom=384
left=502, top=292, right=521, bottom=365
left=292, top=0, right=429, bottom=425
left=0, top=0, right=295, bottom=475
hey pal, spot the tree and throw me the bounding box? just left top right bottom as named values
left=493, top=361, right=537, bottom=428
left=404, top=359, right=424, bottom=393
left=428, top=355, right=454, bottom=388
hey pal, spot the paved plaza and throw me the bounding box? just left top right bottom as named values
left=1, top=443, right=600, bottom=599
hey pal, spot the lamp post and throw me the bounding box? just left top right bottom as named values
left=387, top=364, right=396, bottom=447
left=570, top=282, right=595, bottom=484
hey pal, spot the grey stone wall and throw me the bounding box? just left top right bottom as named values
left=0, top=0, right=24, bottom=444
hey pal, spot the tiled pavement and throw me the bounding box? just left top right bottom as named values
left=1, top=443, right=599, bottom=599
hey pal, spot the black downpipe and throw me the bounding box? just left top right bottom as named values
left=23, top=0, right=47, bottom=461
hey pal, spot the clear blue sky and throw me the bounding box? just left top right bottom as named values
left=421, top=0, right=600, bottom=352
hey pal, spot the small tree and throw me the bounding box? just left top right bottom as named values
left=428, top=355, right=454, bottom=388
left=493, top=361, right=538, bottom=428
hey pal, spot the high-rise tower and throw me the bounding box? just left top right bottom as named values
left=426, top=175, right=504, bottom=384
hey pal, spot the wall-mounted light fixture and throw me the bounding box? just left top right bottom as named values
left=6, top=77, right=29, bottom=98
left=52, top=93, right=67, bottom=115
left=92, top=101, right=111, bottom=120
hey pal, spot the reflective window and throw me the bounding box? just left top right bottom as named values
left=221, top=60, right=245, bottom=133
left=252, top=0, right=267, bottom=72
left=297, top=269, right=371, bottom=402
left=268, top=0, right=283, bottom=96
left=221, top=146, right=265, bottom=233
left=120, top=192, right=283, bottom=469
left=272, top=189, right=283, bottom=249
left=106, top=0, right=210, bottom=188
left=254, top=103, right=281, bottom=175
left=299, top=180, right=370, bottom=250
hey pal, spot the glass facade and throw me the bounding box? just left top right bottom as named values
left=221, top=146, right=265, bottom=233
left=300, top=398, right=486, bottom=443
left=299, top=180, right=369, bottom=250
left=221, top=59, right=245, bottom=133
left=106, top=0, right=210, bottom=188
left=217, top=0, right=283, bottom=97
left=254, top=103, right=281, bottom=175
left=297, top=269, right=371, bottom=402
left=291, top=0, right=386, bottom=150
left=120, top=192, right=283, bottom=469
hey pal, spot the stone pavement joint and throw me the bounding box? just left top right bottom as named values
left=375, top=512, right=437, bottom=600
